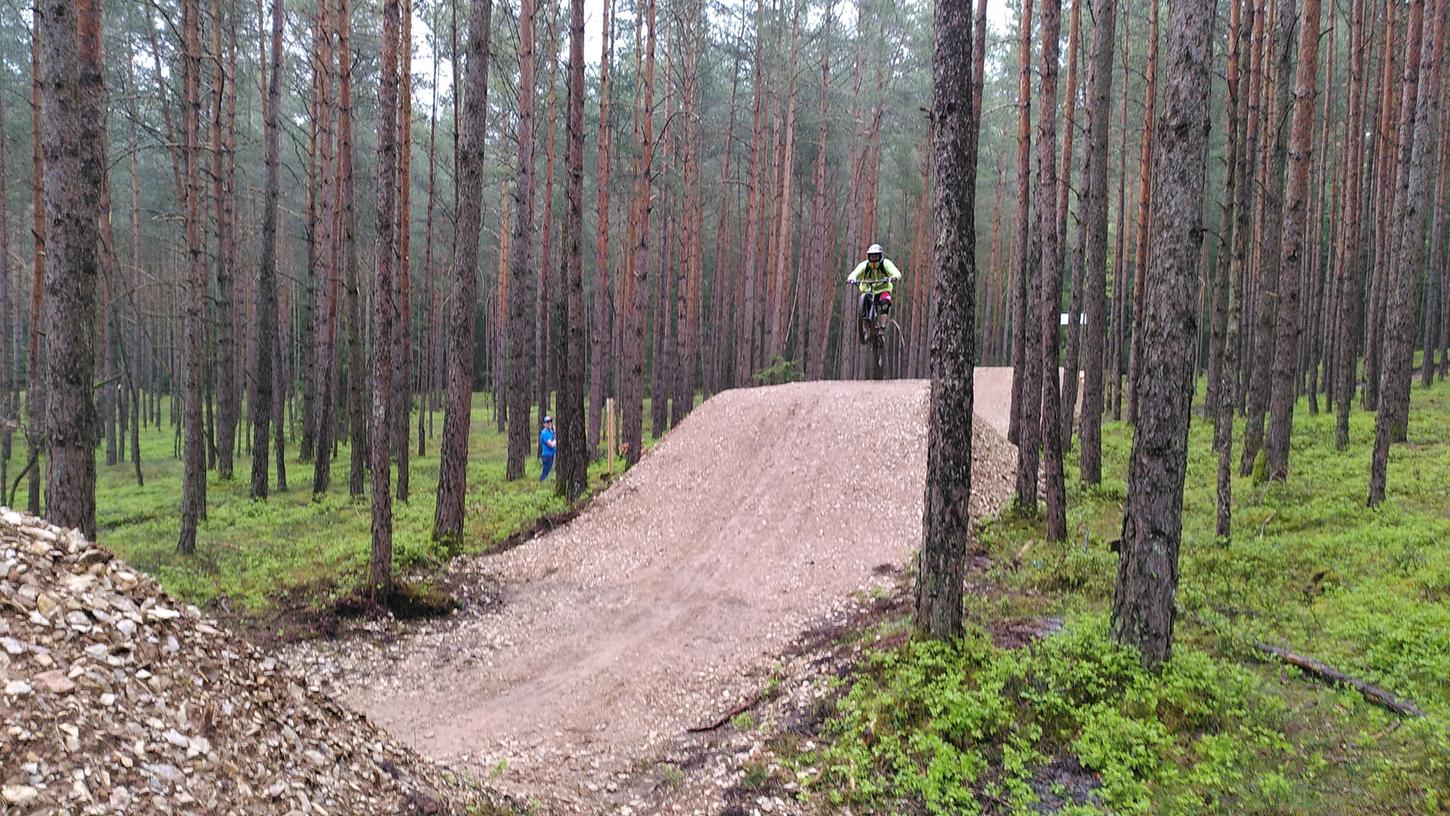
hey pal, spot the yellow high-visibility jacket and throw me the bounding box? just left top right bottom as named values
left=847, top=258, right=902, bottom=294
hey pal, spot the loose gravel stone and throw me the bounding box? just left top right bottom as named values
left=0, top=510, right=513, bottom=815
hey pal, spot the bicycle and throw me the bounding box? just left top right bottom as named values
left=847, top=281, right=898, bottom=380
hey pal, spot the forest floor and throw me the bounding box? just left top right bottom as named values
left=281, top=372, right=1020, bottom=813
left=81, top=369, right=1450, bottom=814
left=89, top=397, right=628, bottom=642
left=786, top=373, right=1450, bottom=815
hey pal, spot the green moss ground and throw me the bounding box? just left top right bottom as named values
left=86, top=397, right=639, bottom=616
left=804, top=376, right=1450, bottom=814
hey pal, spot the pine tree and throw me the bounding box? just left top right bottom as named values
left=1110, top=0, right=1214, bottom=670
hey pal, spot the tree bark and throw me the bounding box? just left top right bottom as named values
left=310, top=1, right=340, bottom=494
left=1370, top=0, right=1441, bottom=506
left=588, top=0, right=615, bottom=457
left=26, top=14, right=45, bottom=516
left=673, top=4, right=704, bottom=427
left=1079, top=0, right=1117, bottom=486
left=623, top=0, right=657, bottom=466
left=251, top=0, right=286, bottom=500
left=506, top=0, right=538, bottom=480
left=1011, top=0, right=1039, bottom=509
left=1111, top=0, right=1213, bottom=671
left=1125, top=0, right=1159, bottom=428
left=38, top=0, right=104, bottom=539
left=434, top=0, right=493, bottom=541
left=1009, top=0, right=1034, bottom=450
left=1264, top=0, right=1323, bottom=481
left=369, top=0, right=403, bottom=597
left=210, top=0, right=239, bottom=481
left=1239, top=0, right=1296, bottom=476
left=557, top=0, right=589, bottom=501
left=337, top=0, right=367, bottom=499
left=178, top=0, right=208, bottom=554
left=1058, top=0, right=1085, bottom=449
left=1217, top=0, right=1254, bottom=538
left=394, top=0, right=414, bottom=503
left=1037, top=0, right=1068, bottom=541
left=916, top=0, right=978, bottom=641
left=0, top=49, right=11, bottom=489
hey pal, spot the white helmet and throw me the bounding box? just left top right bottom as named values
left=867, top=243, right=883, bottom=256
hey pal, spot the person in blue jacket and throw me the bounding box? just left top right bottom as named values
left=539, top=416, right=557, bottom=481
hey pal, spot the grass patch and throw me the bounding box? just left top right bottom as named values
left=807, top=376, right=1450, bottom=814
left=76, top=394, right=657, bottom=623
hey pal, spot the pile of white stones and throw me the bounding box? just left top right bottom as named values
left=0, top=509, right=508, bottom=815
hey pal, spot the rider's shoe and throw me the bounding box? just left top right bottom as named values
left=858, top=318, right=871, bottom=345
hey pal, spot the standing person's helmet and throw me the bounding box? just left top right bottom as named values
left=867, top=243, right=884, bottom=258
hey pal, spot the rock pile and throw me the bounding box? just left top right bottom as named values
left=0, top=510, right=509, bottom=815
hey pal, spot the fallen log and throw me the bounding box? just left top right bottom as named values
left=1254, top=642, right=1425, bottom=718
left=686, top=697, right=760, bottom=734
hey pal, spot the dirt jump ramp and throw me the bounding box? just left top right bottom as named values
left=334, top=373, right=1017, bottom=805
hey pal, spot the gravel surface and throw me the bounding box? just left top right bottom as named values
left=0, top=510, right=507, bottom=816
left=289, top=371, right=1021, bottom=812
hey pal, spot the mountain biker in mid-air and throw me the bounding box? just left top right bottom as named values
left=846, top=243, right=902, bottom=343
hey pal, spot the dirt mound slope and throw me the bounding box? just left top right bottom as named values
left=292, top=372, right=1018, bottom=809
left=0, top=511, right=508, bottom=815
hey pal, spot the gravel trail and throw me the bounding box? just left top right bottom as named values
left=294, top=370, right=1019, bottom=809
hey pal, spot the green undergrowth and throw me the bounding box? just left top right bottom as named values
left=86, top=396, right=648, bottom=619
left=811, top=618, right=1293, bottom=815
left=807, top=376, right=1450, bottom=814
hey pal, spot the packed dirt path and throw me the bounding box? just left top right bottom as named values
left=290, top=370, right=1019, bottom=811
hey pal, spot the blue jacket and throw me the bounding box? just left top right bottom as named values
left=540, top=428, right=557, bottom=458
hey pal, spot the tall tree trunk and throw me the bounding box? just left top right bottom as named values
left=588, top=0, right=615, bottom=457
left=804, top=5, right=833, bottom=383
left=1328, top=0, right=1363, bottom=449
left=1108, top=11, right=1131, bottom=421
left=766, top=1, right=803, bottom=365
left=1239, top=0, right=1296, bottom=475
left=1011, top=0, right=1039, bottom=507
left=432, top=0, right=495, bottom=542
left=916, top=0, right=978, bottom=641
left=1264, top=0, right=1323, bottom=481
left=1370, top=0, right=1441, bottom=505
left=1110, top=0, right=1213, bottom=671
left=420, top=6, right=442, bottom=459
left=538, top=4, right=562, bottom=444
left=394, top=0, right=414, bottom=503
left=1125, top=0, right=1159, bottom=427
left=251, top=0, right=286, bottom=500
left=650, top=191, right=671, bottom=438
left=310, top=2, right=340, bottom=494
left=211, top=0, right=239, bottom=481
left=494, top=188, right=512, bottom=435
left=1420, top=83, right=1450, bottom=387
left=737, top=0, right=767, bottom=386
left=178, top=0, right=208, bottom=554
left=623, top=0, right=657, bottom=466
left=1216, top=0, right=1254, bottom=538
left=38, top=0, right=104, bottom=538
left=1363, top=0, right=1403, bottom=412
left=370, top=0, right=403, bottom=597
left=1079, top=0, right=1118, bottom=486
left=506, top=0, right=538, bottom=480
left=1037, top=0, right=1067, bottom=541
left=336, top=0, right=366, bottom=499
left=557, top=0, right=589, bottom=501
left=1058, top=0, right=1085, bottom=448
left=26, top=14, right=44, bottom=516
left=673, top=4, right=704, bottom=427
left=0, top=55, right=10, bottom=489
